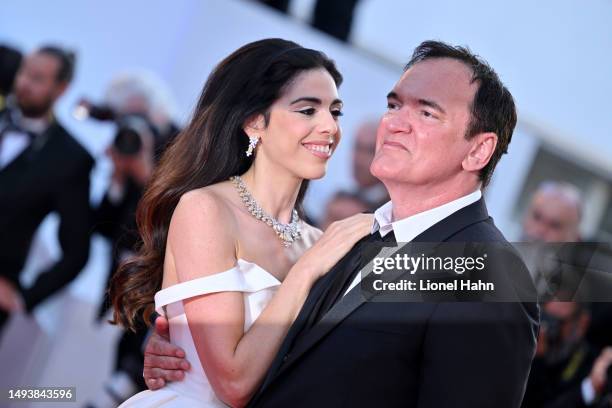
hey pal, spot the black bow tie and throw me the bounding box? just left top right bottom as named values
left=0, top=110, right=38, bottom=142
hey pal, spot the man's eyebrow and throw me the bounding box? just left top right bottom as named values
left=418, top=98, right=446, bottom=115
left=387, top=92, right=446, bottom=115
left=386, top=91, right=399, bottom=100
left=290, top=97, right=343, bottom=106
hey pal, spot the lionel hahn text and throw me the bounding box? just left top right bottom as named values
left=372, top=279, right=495, bottom=292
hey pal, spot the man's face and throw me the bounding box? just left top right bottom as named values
left=522, top=191, right=580, bottom=242
left=14, top=52, right=65, bottom=117
left=370, top=58, right=478, bottom=188
left=352, top=122, right=379, bottom=188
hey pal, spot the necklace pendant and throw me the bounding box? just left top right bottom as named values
left=281, top=230, right=294, bottom=243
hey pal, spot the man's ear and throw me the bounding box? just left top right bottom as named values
left=462, top=132, right=497, bottom=172
left=243, top=114, right=266, bottom=139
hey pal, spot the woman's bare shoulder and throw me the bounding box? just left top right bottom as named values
left=166, top=184, right=240, bottom=282
left=178, top=183, right=237, bottom=221
left=170, top=184, right=240, bottom=247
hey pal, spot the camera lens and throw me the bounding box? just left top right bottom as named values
left=114, top=127, right=142, bottom=156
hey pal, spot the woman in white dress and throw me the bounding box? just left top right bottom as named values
left=110, top=38, right=373, bottom=407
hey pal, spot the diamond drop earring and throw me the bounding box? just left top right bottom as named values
left=246, top=136, right=259, bottom=157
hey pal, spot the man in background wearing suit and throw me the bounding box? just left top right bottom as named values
left=0, top=46, right=93, bottom=334
left=143, top=40, right=539, bottom=407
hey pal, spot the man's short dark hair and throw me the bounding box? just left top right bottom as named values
left=405, top=40, right=517, bottom=187
left=37, top=45, right=76, bottom=84
left=0, top=44, right=23, bottom=96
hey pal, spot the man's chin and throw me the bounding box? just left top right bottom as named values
left=370, top=155, right=402, bottom=180
left=18, top=101, right=53, bottom=118
left=370, top=165, right=406, bottom=185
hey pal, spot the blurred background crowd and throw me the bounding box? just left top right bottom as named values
left=1, top=0, right=611, bottom=406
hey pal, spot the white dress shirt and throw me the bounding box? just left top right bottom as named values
left=343, top=189, right=483, bottom=296
left=0, top=116, right=49, bottom=169
left=0, top=130, right=30, bottom=168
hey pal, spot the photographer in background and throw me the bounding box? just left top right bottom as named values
left=93, top=114, right=156, bottom=306
left=0, top=45, right=93, bottom=336
left=86, top=71, right=179, bottom=408
left=522, top=301, right=612, bottom=407
left=90, top=71, right=180, bottom=317
left=102, top=70, right=180, bottom=159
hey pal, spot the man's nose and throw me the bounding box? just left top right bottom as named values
left=384, top=111, right=412, bottom=133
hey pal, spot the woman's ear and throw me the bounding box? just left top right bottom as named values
left=462, top=132, right=498, bottom=172
left=243, top=114, right=266, bottom=139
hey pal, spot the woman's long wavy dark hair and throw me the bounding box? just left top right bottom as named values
left=110, top=38, right=342, bottom=331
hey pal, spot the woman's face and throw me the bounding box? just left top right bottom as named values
left=253, top=68, right=343, bottom=180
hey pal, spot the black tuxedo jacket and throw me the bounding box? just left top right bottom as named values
left=0, top=119, right=93, bottom=311
left=249, top=199, right=539, bottom=408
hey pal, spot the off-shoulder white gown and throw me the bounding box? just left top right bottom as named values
left=119, top=259, right=281, bottom=407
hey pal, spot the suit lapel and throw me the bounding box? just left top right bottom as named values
left=255, top=242, right=362, bottom=395
left=254, top=199, right=491, bottom=400
left=274, top=278, right=367, bottom=377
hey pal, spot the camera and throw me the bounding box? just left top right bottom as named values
left=73, top=98, right=156, bottom=157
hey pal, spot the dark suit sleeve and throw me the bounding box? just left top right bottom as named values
left=22, top=156, right=93, bottom=311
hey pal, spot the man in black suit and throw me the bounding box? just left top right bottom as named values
left=0, top=46, right=93, bottom=332
left=142, top=40, right=539, bottom=407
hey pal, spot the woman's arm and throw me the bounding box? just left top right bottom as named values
left=170, top=191, right=371, bottom=407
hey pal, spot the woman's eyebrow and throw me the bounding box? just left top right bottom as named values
left=290, top=97, right=343, bottom=106
left=290, top=97, right=321, bottom=105
left=289, top=96, right=344, bottom=106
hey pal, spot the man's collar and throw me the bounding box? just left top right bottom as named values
left=372, top=189, right=482, bottom=242
left=21, top=115, right=51, bottom=135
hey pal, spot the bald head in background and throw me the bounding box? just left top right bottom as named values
left=522, top=181, right=583, bottom=242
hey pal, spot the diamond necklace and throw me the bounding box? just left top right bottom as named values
left=230, top=175, right=302, bottom=247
